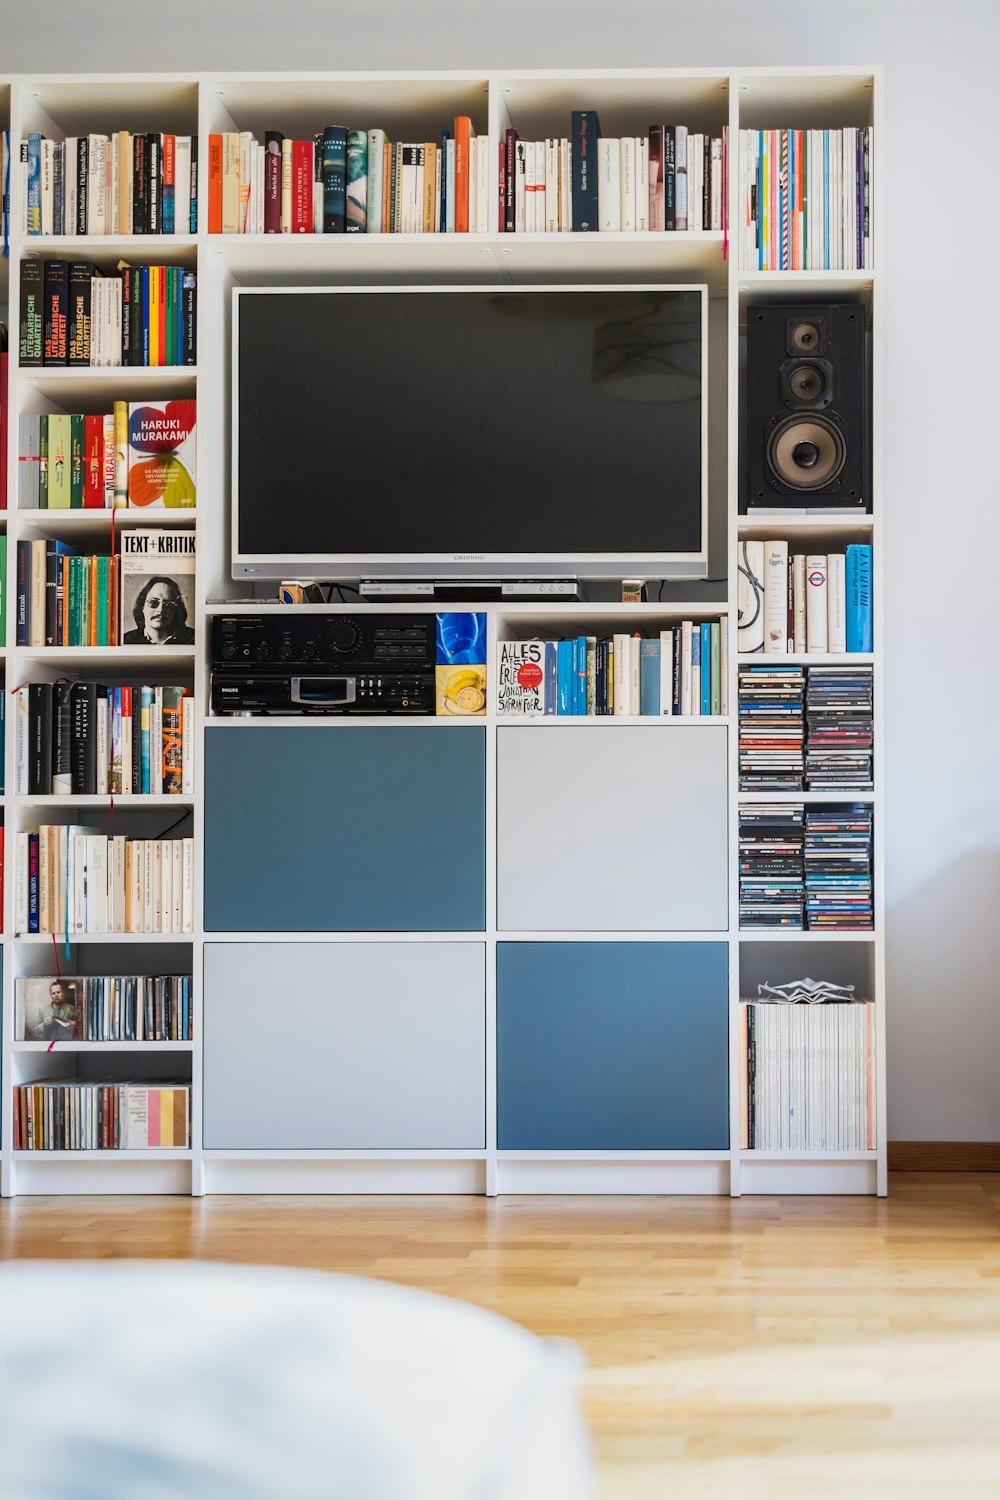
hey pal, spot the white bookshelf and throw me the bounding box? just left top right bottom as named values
left=0, top=65, right=883, bottom=1197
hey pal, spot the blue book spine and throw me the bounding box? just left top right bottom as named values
left=140, top=686, right=153, bottom=793
left=570, top=110, right=601, bottom=231
left=575, top=636, right=588, bottom=715
left=639, top=640, right=660, bottom=716
left=26, top=132, right=41, bottom=235
left=700, top=623, right=712, bottom=714
left=28, top=834, right=40, bottom=933
left=845, top=544, right=873, bottom=652
left=543, top=641, right=557, bottom=715
left=556, top=639, right=574, bottom=715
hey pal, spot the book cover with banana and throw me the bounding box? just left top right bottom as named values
left=435, top=612, right=487, bottom=716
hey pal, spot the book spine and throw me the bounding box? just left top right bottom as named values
left=43, top=260, right=69, bottom=366
left=322, top=127, right=347, bottom=233
left=805, top=554, right=829, bottom=652
left=453, top=116, right=474, bottom=233
left=845, top=544, right=873, bottom=652
left=826, top=552, right=847, bottom=654
left=263, top=132, right=282, bottom=233
left=346, top=130, right=368, bottom=233
left=763, top=539, right=788, bottom=653
left=571, top=110, right=600, bottom=231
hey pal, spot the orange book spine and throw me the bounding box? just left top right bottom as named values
left=208, top=134, right=223, bottom=234
left=454, top=116, right=473, bottom=233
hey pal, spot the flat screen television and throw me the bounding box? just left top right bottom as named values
left=232, top=284, right=708, bottom=582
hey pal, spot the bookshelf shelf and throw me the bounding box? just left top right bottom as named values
left=0, top=63, right=883, bottom=1200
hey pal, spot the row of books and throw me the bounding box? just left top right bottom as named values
left=207, top=119, right=485, bottom=235
left=496, top=622, right=729, bottom=717
left=17, top=828, right=196, bottom=935
left=739, top=999, right=876, bottom=1150
left=739, top=127, right=873, bottom=272
left=12, top=1081, right=191, bottom=1151
left=738, top=542, right=872, bottom=655
left=14, top=681, right=195, bottom=797
left=739, top=664, right=874, bottom=792
left=739, top=803, right=874, bottom=929
left=22, top=132, right=198, bottom=236
left=16, top=974, right=193, bottom=1043
left=19, top=400, right=197, bottom=510
left=501, top=122, right=726, bottom=234
left=16, top=529, right=196, bottom=648
left=19, top=260, right=197, bottom=368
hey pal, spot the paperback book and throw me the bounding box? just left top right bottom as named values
left=119, top=528, right=195, bottom=646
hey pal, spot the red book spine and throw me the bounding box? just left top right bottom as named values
left=264, top=132, right=282, bottom=234
left=291, top=141, right=312, bottom=232
left=83, top=413, right=104, bottom=507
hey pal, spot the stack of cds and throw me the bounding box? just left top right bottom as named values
left=804, top=807, right=874, bottom=928
left=739, top=804, right=805, bottom=928
left=805, top=666, right=874, bottom=790
left=738, top=666, right=806, bottom=791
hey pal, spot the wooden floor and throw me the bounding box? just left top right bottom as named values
left=2, top=1174, right=999, bottom=1498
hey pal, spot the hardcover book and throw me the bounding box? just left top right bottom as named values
left=119, top=528, right=195, bottom=646
left=497, top=639, right=547, bottom=715
left=127, top=399, right=196, bottom=508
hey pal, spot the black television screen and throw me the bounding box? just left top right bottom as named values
left=233, top=284, right=707, bottom=580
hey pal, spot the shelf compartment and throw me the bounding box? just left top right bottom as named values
left=203, top=73, right=491, bottom=143
left=17, top=77, right=200, bottom=138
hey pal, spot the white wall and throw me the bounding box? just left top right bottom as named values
left=4, top=0, right=998, bottom=1140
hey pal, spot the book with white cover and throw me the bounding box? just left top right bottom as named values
left=805, top=554, right=829, bottom=652
left=619, top=136, right=636, bottom=231
left=612, top=633, right=630, bottom=715
left=792, top=554, right=807, bottom=652
left=826, top=553, right=847, bottom=653
left=497, top=640, right=547, bottom=715
left=763, top=540, right=789, bottom=653
left=738, top=539, right=765, bottom=652
left=598, top=138, right=620, bottom=231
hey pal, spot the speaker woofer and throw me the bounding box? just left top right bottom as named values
left=783, top=360, right=831, bottom=407
left=767, top=415, right=846, bottom=491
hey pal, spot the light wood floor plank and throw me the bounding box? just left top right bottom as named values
left=2, top=1173, right=999, bottom=1497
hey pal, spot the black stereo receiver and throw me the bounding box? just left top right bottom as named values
left=211, top=613, right=436, bottom=715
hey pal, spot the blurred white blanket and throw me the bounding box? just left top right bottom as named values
left=0, top=1260, right=592, bottom=1499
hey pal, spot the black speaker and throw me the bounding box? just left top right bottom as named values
left=746, top=303, right=870, bottom=509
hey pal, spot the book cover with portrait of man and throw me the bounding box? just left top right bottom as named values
left=119, top=528, right=196, bottom=646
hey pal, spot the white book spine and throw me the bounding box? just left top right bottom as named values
left=65, top=138, right=78, bottom=235
left=109, top=132, right=119, bottom=233
left=88, top=134, right=107, bottom=234
left=40, top=138, right=54, bottom=235
left=560, top=140, right=572, bottom=231
left=674, top=125, right=688, bottom=230
left=174, top=135, right=192, bottom=235
left=96, top=697, right=109, bottom=795
left=826, top=552, right=847, bottom=653
left=805, top=555, right=829, bottom=652
left=544, top=138, right=559, bottom=231
left=763, top=540, right=789, bottom=653
left=612, top=634, right=630, bottom=716
left=476, top=135, right=490, bottom=234
left=680, top=621, right=693, bottom=715
left=598, top=138, right=620, bottom=231
left=636, top=137, right=649, bottom=231
left=73, top=833, right=87, bottom=932
left=89, top=836, right=108, bottom=934
left=514, top=139, right=526, bottom=233
left=112, top=835, right=126, bottom=933
left=629, top=635, right=641, bottom=715
left=181, top=695, right=195, bottom=793
left=792, top=554, right=807, bottom=652
left=182, top=838, right=195, bottom=933
left=16, top=834, right=29, bottom=935
left=15, top=687, right=29, bottom=794
left=737, top=539, right=765, bottom=652
left=619, top=136, right=636, bottom=231
left=172, top=840, right=183, bottom=934
left=161, top=840, right=172, bottom=934
left=523, top=139, right=536, bottom=233
left=658, top=629, right=674, bottom=716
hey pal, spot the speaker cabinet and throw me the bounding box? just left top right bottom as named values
left=746, top=303, right=870, bottom=509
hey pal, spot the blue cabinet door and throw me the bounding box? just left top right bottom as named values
left=497, top=942, right=729, bottom=1149
left=204, top=725, right=486, bottom=931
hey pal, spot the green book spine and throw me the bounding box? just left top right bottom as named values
left=70, top=413, right=86, bottom=507
left=0, top=536, right=6, bottom=640
left=96, top=555, right=109, bottom=647
left=68, top=556, right=81, bottom=646
left=38, top=414, right=49, bottom=508
left=47, top=414, right=72, bottom=508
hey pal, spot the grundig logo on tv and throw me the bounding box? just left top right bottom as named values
left=454, top=554, right=485, bottom=561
